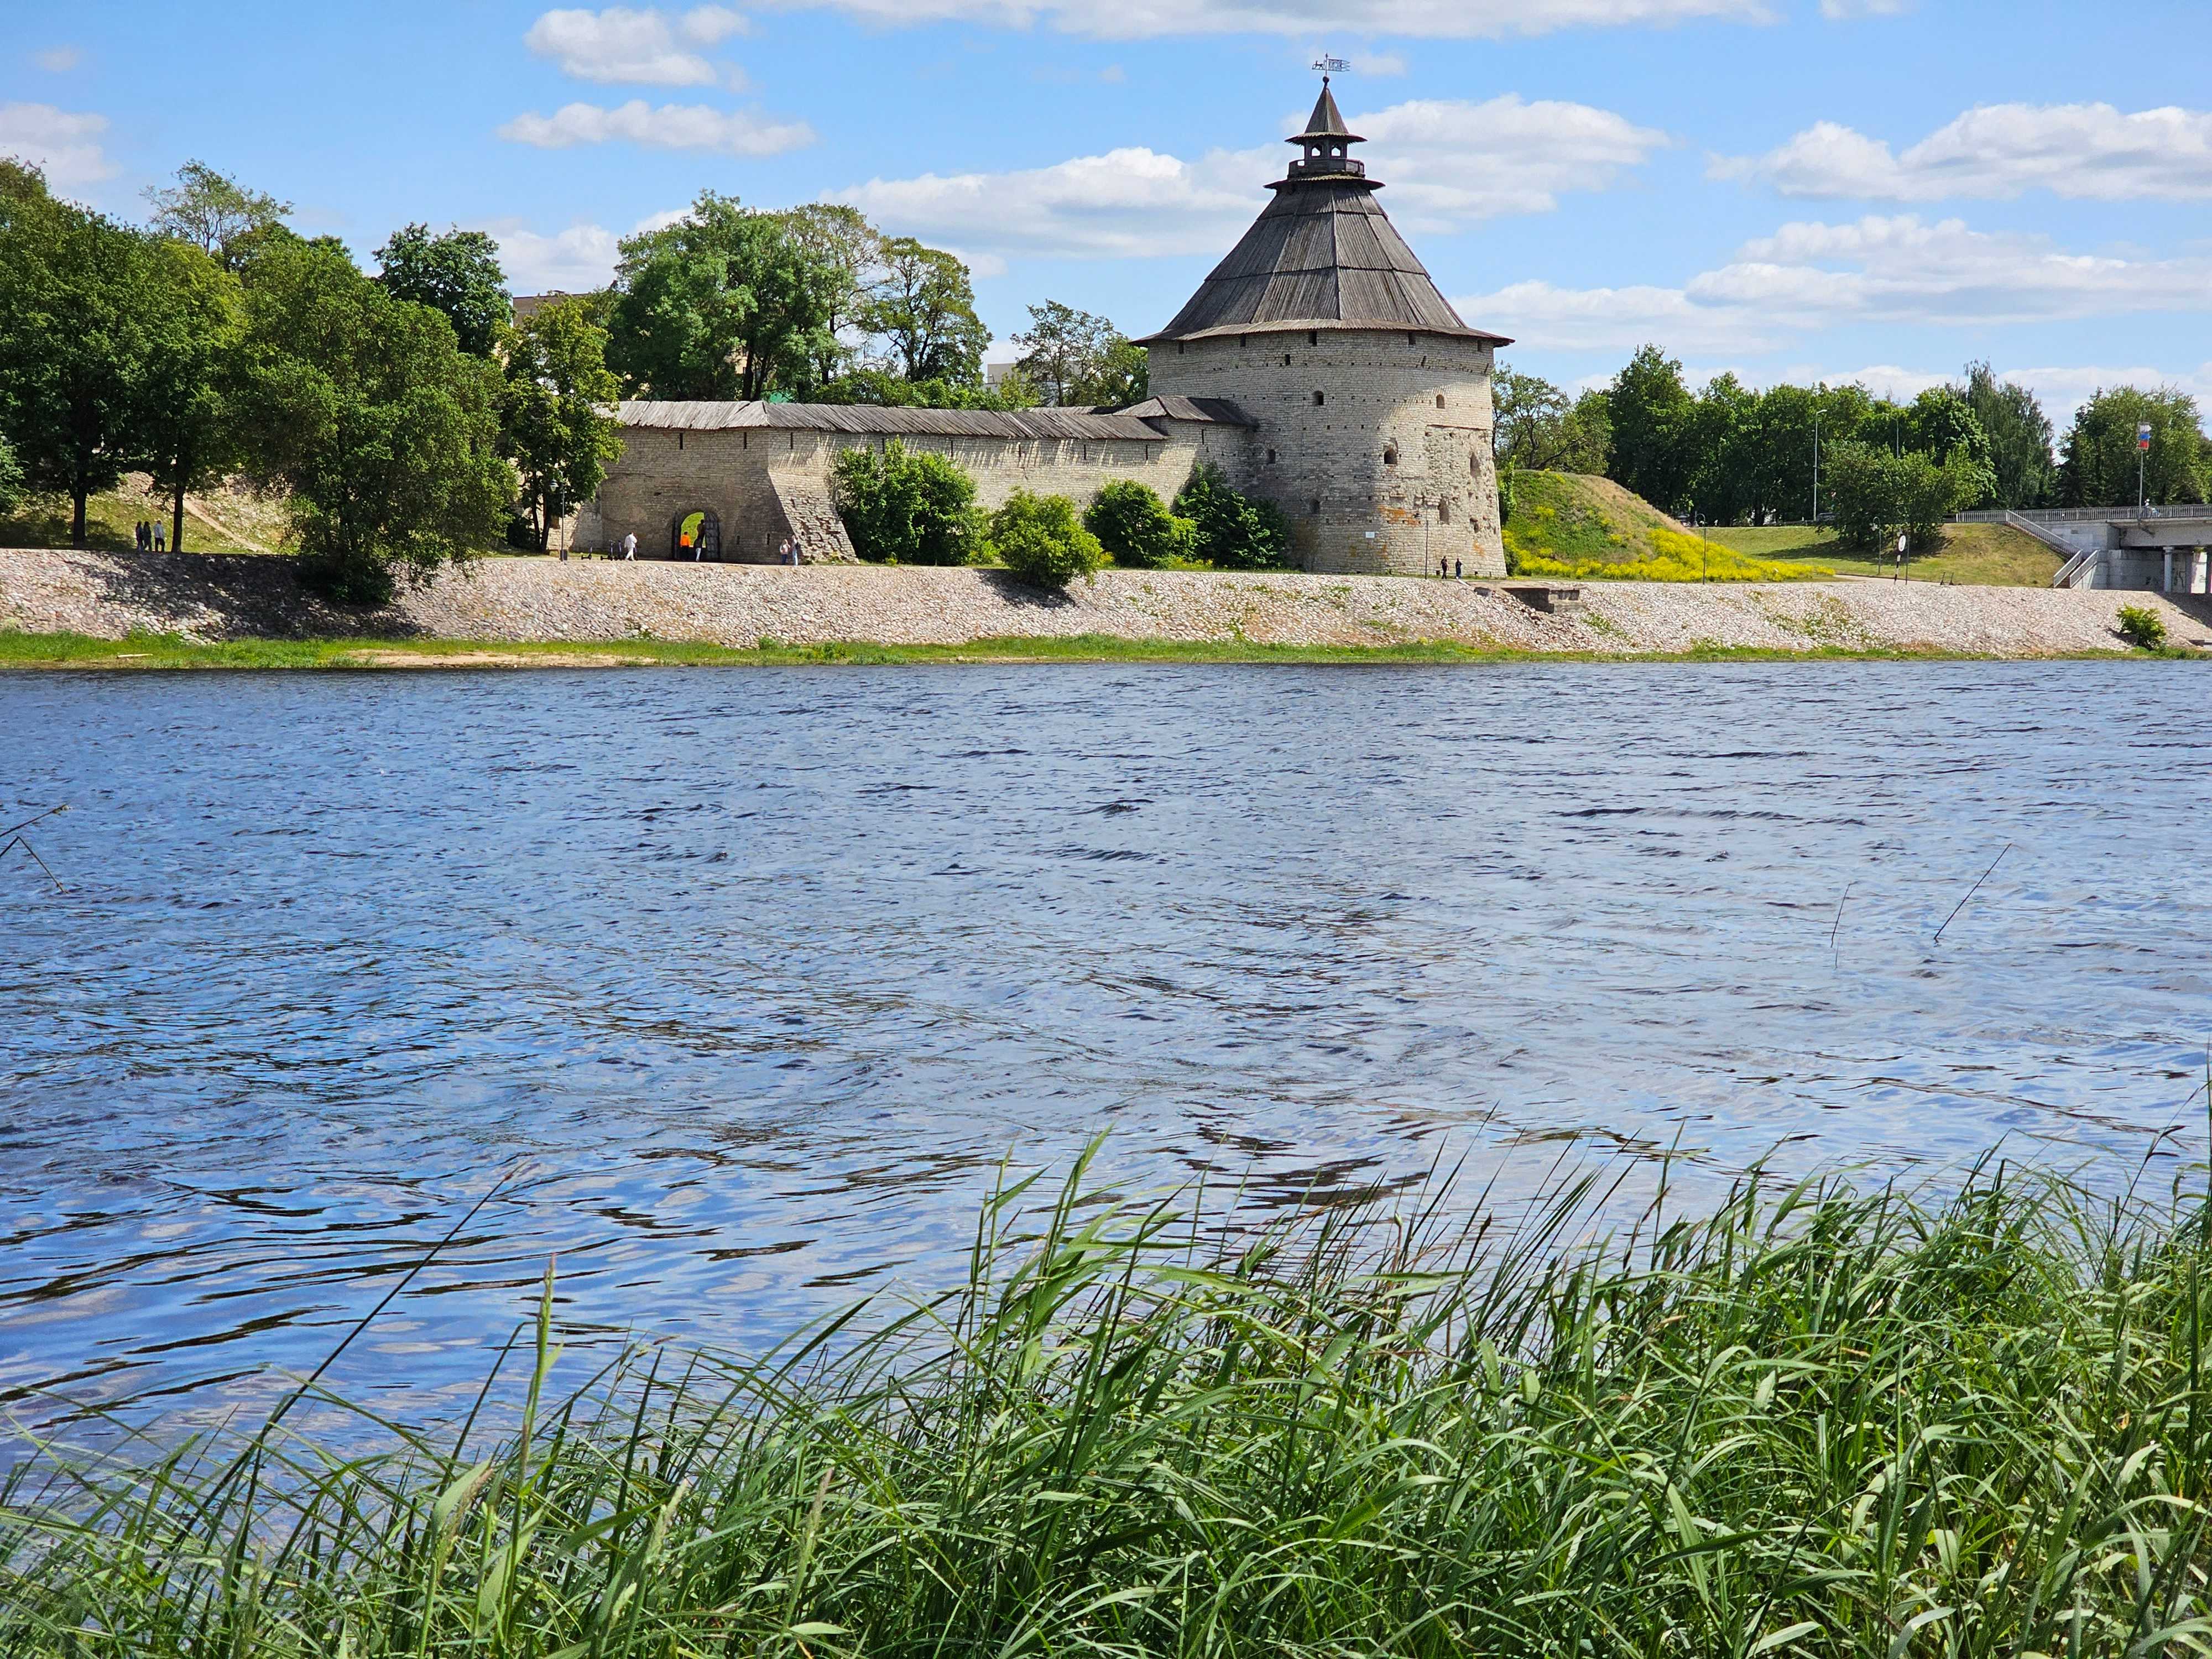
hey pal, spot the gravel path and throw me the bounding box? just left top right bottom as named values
left=4, top=547, right=2205, bottom=658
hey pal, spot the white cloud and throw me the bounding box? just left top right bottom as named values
left=759, top=0, right=1772, bottom=39
left=831, top=94, right=1665, bottom=260
left=1358, top=97, right=1668, bottom=230
left=1349, top=53, right=1407, bottom=74
left=498, top=98, right=813, bottom=155
left=0, top=102, right=114, bottom=188
left=836, top=147, right=1256, bottom=260
left=1457, top=215, right=2212, bottom=355
left=524, top=7, right=749, bottom=85
left=1718, top=103, right=2212, bottom=202
left=1818, top=0, right=1908, bottom=15
left=33, top=46, right=82, bottom=72
left=480, top=206, right=694, bottom=291
left=482, top=221, right=625, bottom=292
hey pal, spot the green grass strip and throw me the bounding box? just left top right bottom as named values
left=0, top=626, right=2171, bottom=670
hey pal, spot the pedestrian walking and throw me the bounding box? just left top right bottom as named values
left=152, top=521, right=165, bottom=552
left=778, top=536, right=793, bottom=566
left=622, top=531, right=637, bottom=561
left=1454, top=558, right=1462, bottom=579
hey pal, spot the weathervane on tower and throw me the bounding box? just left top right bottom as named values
left=1312, top=53, right=1349, bottom=81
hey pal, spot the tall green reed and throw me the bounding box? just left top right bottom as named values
left=9, top=1144, right=2212, bottom=1657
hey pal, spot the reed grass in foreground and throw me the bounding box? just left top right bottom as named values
left=10, top=1154, right=2212, bottom=1657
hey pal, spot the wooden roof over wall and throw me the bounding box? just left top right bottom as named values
left=617, top=400, right=1254, bottom=441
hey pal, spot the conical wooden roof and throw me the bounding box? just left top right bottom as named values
left=1141, top=85, right=1509, bottom=347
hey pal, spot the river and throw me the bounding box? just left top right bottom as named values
left=2, top=660, right=2206, bottom=1428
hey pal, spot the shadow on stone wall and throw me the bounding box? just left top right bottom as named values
left=973, top=569, right=1084, bottom=611
left=66, top=551, right=426, bottom=640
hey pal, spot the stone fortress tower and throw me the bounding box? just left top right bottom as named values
left=1140, top=78, right=1512, bottom=577
left=576, top=74, right=1512, bottom=575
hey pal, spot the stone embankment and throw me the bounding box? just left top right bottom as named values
left=3, top=547, right=2206, bottom=658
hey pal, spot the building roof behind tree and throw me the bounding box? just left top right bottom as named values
left=1140, top=78, right=1510, bottom=348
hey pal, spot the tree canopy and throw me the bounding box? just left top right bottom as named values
left=2058, top=386, right=2208, bottom=508
left=499, top=300, right=625, bottom=555
left=862, top=238, right=992, bottom=390
left=1493, top=367, right=1608, bottom=476
left=144, top=161, right=291, bottom=272
left=608, top=192, right=839, bottom=401
left=0, top=169, right=160, bottom=545
left=375, top=224, right=510, bottom=358
left=232, top=236, right=511, bottom=601
left=1012, top=302, right=1144, bottom=408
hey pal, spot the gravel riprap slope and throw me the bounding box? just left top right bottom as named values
left=3, top=548, right=2205, bottom=657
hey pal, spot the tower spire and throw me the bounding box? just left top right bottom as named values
left=1286, top=61, right=1365, bottom=184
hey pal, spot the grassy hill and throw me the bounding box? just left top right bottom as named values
left=0, top=475, right=288, bottom=555
left=1702, top=521, right=2062, bottom=586
left=1503, top=472, right=1819, bottom=582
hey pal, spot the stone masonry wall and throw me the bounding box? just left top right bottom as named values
left=585, top=421, right=1232, bottom=564
left=1150, top=329, right=1503, bottom=578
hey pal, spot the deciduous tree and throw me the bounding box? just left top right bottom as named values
left=144, top=161, right=290, bottom=272
left=608, top=193, right=839, bottom=401
left=1603, top=345, right=1696, bottom=515
left=375, top=224, right=510, bottom=358
left=499, top=300, right=624, bottom=554
left=777, top=204, right=884, bottom=387
left=1012, top=301, right=1119, bottom=408
left=1959, top=362, right=2054, bottom=509
left=2058, top=385, right=2206, bottom=508
left=133, top=237, right=246, bottom=554
left=233, top=237, right=511, bottom=602
left=0, top=165, right=155, bottom=545
left=861, top=237, right=990, bottom=389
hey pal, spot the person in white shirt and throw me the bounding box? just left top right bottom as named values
left=622, top=532, right=637, bottom=561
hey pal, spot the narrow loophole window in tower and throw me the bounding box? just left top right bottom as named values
left=1266, top=448, right=1278, bottom=464
left=1435, top=394, right=1446, bottom=409
left=1307, top=330, right=1318, bottom=346
left=1438, top=500, right=1451, bottom=524
left=1308, top=499, right=1321, bottom=515
left=1313, top=390, right=1325, bottom=406
left=1383, top=442, right=1399, bottom=467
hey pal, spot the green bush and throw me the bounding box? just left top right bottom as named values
left=1174, top=462, right=1291, bottom=570
left=1497, top=462, right=1516, bottom=525
left=2116, top=604, right=2168, bottom=649
left=990, top=490, right=1104, bottom=590
left=1821, top=440, right=1982, bottom=554
left=1082, top=479, right=1186, bottom=568
left=831, top=439, right=980, bottom=565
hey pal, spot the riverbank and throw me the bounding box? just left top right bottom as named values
left=7, top=1166, right=2210, bottom=1656
left=3, top=545, right=2206, bottom=662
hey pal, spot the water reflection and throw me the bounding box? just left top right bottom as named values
left=1, top=660, right=2207, bottom=1428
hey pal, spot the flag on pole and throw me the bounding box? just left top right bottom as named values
left=2138, top=422, right=2154, bottom=452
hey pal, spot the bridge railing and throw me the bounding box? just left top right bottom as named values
left=1955, top=505, right=2212, bottom=525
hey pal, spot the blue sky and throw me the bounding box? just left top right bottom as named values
left=6, top=0, right=2209, bottom=422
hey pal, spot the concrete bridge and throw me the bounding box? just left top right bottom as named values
left=1956, top=506, right=2212, bottom=592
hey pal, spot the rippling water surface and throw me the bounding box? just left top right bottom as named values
left=2, top=661, right=2208, bottom=1426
